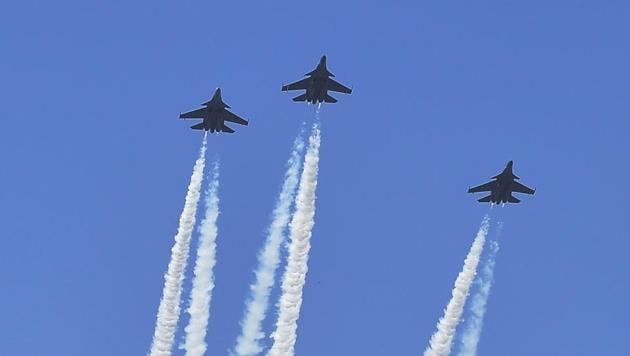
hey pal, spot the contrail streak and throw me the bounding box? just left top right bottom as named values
left=268, top=124, right=321, bottom=356
left=457, top=223, right=501, bottom=356
left=183, top=162, right=221, bottom=356
left=233, top=135, right=305, bottom=356
left=150, top=133, right=208, bottom=356
left=424, top=215, right=491, bottom=356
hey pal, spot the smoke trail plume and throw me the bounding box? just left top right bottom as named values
left=233, top=135, right=305, bottom=356
left=268, top=124, right=321, bottom=356
left=150, top=133, right=208, bottom=356
left=183, top=162, right=221, bottom=356
left=457, top=223, right=502, bottom=356
left=424, top=215, right=491, bottom=356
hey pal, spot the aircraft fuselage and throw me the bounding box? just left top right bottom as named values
left=307, top=76, right=329, bottom=103
left=490, top=179, right=512, bottom=203
left=199, top=106, right=226, bottom=132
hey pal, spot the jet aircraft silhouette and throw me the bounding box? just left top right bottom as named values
left=468, top=161, right=535, bottom=204
left=179, top=88, right=248, bottom=133
left=281, top=55, right=352, bottom=104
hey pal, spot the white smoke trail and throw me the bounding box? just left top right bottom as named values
left=268, top=124, right=321, bottom=356
left=150, top=133, right=208, bottom=356
left=457, top=240, right=499, bottom=356
left=457, top=223, right=502, bottom=356
left=183, top=162, right=221, bottom=356
left=233, top=135, right=305, bottom=356
left=424, top=215, right=491, bottom=356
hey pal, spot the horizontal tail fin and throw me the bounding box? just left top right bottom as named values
left=293, top=94, right=309, bottom=102
left=221, top=124, right=235, bottom=133
left=324, top=94, right=338, bottom=103
left=478, top=195, right=493, bottom=203
left=190, top=123, right=205, bottom=130
left=508, top=195, right=521, bottom=203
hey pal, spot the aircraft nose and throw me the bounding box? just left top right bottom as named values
left=321, top=55, right=327, bottom=63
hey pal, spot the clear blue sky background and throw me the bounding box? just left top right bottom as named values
left=2, top=1, right=629, bottom=355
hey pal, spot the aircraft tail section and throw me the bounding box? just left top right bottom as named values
left=324, top=94, right=338, bottom=103
left=221, top=124, right=235, bottom=133
left=191, top=123, right=205, bottom=130
left=478, top=195, right=493, bottom=203
left=508, top=195, right=521, bottom=203
left=292, top=94, right=309, bottom=102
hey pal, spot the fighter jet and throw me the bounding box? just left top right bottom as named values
left=468, top=161, right=535, bottom=204
left=179, top=88, right=248, bottom=133
left=281, top=55, right=352, bottom=104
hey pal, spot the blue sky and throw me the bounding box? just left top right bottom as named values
left=1, top=1, right=629, bottom=355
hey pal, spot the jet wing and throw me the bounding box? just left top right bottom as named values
left=468, top=180, right=498, bottom=193
left=282, top=78, right=311, bottom=91
left=512, top=181, right=535, bottom=195
left=180, top=107, right=207, bottom=119
left=328, top=78, right=352, bottom=94
left=223, top=110, right=248, bottom=126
